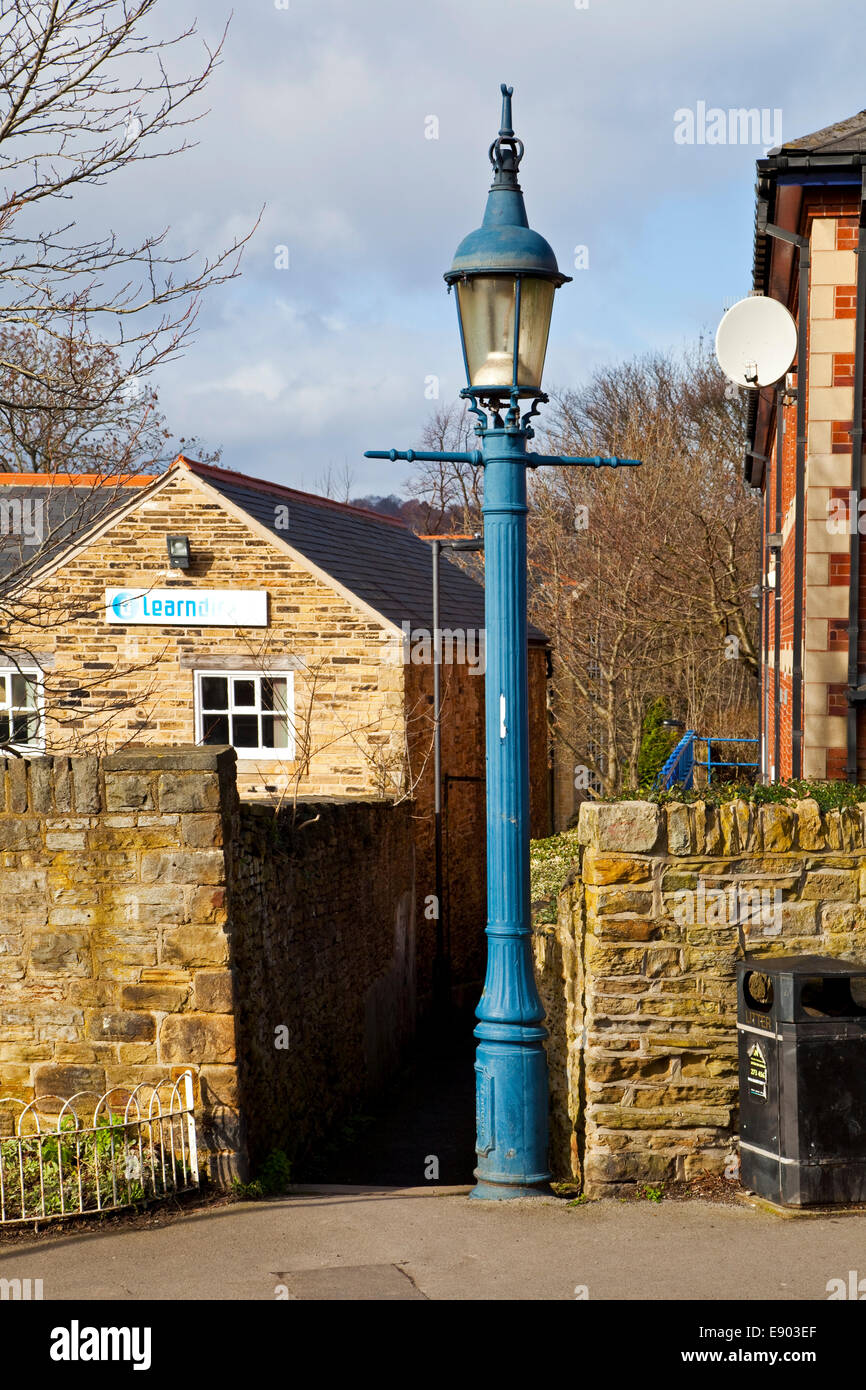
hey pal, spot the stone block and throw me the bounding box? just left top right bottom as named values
left=34, top=1064, right=106, bottom=1104
left=0, top=819, right=40, bottom=850
left=591, top=1104, right=731, bottom=1129
left=162, top=926, right=229, bottom=968
left=187, top=886, right=228, bottom=924
left=120, top=983, right=189, bottom=1012
left=586, top=886, right=654, bottom=917
left=181, top=814, right=223, bottom=849
left=7, top=759, right=27, bottom=814
left=28, top=759, right=53, bottom=813
left=158, top=774, right=221, bottom=815
left=30, top=931, right=91, bottom=975
left=666, top=804, right=692, bottom=856
left=141, top=850, right=225, bottom=885
left=192, top=971, right=234, bottom=1013
left=578, top=801, right=660, bottom=853
left=70, top=756, right=100, bottom=814
left=802, top=870, right=859, bottom=901
left=796, top=800, right=826, bottom=851
left=199, top=1065, right=239, bottom=1107
left=582, top=853, right=652, bottom=886
left=105, top=772, right=154, bottom=811
left=759, top=804, right=795, bottom=853
left=159, top=1012, right=236, bottom=1064
left=52, top=757, right=72, bottom=812
left=87, top=1011, right=156, bottom=1042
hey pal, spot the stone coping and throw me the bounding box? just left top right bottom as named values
left=578, top=799, right=866, bottom=857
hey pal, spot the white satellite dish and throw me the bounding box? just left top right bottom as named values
left=715, top=295, right=797, bottom=389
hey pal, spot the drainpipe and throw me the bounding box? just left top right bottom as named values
left=760, top=214, right=809, bottom=778
left=774, top=391, right=784, bottom=781
left=847, top=170, right=866, bottom=781
left=758, top=483, right=765, bottom=779
left=430, top=533, right=484, bottom=1011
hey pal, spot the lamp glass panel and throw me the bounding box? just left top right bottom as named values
left=456, top=276, right=517, bottom=388
left=456, top=275, right=555, bottom=390
left=515, top=277, right=555, bottom=389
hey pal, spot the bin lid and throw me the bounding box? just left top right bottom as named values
left=739, top=955, right=866, bottom=1023
left=739, top=954, right=866, bottom=977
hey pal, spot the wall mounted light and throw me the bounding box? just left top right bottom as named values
left=166, top=535, right=191, bottom=569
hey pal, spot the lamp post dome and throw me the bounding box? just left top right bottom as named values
left=444, top=85, right=571, bottom=287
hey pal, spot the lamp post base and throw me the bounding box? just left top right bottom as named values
left=470, top=1175, right=552, bottom=1201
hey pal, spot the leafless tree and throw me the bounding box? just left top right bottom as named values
left=0, top=0, right=255, bottom=418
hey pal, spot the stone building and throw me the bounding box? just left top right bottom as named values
left=747, top=110, right=866, bottom=782
left=0, top=455, right=550, bottom=1003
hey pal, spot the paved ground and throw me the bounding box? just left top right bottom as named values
left=1, top=1186, right=864, bottom=1300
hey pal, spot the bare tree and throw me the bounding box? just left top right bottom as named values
left=532, top=343, right=757, bottom=796
left=0, top=1, right=255, bottom=418
left=409, top=403, right=482, bottom=534
left=0, top=323, right=220, bottom=472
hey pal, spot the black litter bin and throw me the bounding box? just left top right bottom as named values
left=737, top=954, right=866, bottom=1206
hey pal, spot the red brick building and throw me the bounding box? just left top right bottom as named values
left=747, top=111, right=866, bottom=781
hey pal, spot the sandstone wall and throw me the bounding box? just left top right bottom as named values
left=0, top=747, right=416, bottom=1184
left=533, top=798, right=866, bottom=1195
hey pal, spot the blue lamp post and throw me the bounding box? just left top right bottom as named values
left=366, top=85, right=640, bottom=1199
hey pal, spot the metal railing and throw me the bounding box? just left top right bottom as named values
left=0, top=1072, right=198, bottom=1225
left=654, top=730, right=697, bottom=791
left=653, top=731, right=759, bottom=792
left=696, top=736, right=759, bottom=785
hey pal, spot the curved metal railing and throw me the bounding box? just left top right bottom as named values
left=0, top=1072, right=198, bottom=1224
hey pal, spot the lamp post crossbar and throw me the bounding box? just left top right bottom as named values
left=365, top=449, right=640, bottom=470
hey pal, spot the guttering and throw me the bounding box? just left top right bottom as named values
left=847, top=169, right=866, bottom=780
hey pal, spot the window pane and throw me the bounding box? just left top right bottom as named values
left=11, top=674, right=36, bottom=709
left=261, top=715, right=289, bottom=749
left=0, top=675, right=7, bottom=704
left=201, top=676, right=228, bottom=709
left=262, top=677, right=288, bottom=712
left=232, top=713, right=259, bottom=748
left=233, top=678, right=256, bottom=707
left=12, top=712, right=36, bottom=744
left=202, top=713, right=229, bottom=744
left=0, top=713, right=9, bottom=742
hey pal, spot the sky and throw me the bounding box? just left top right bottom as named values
left=71, top=0, right=866, bottom=495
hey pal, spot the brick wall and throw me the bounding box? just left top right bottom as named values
left=0, top=747, right=416, bottom=1184
left=533, top=798, right=866, bottom=1195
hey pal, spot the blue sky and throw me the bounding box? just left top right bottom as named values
left=83, top=0, right=866, bottom=494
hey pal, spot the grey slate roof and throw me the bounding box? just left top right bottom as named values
left=0, top=480, right=146, bottom=580
left=190, top=460, right=547, bottom=641
left=770, top=109, right=866, bottom=157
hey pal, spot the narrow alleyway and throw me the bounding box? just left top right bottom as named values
left=297, top=1011, right=477, bottom=1187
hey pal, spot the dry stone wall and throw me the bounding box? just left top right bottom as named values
left=533, top=798, right=866, bottom=1195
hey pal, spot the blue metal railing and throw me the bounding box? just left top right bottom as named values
left=653, top=732, right=759, bottom=792
left=654, top=730, right=697, bottom=791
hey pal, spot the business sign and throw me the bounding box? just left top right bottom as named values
left=105, top=588, right=268, bottom=627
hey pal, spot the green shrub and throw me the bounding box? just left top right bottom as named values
left=611, top=778, right=866, bottom=811
left=232, top=1148, right=292, bottom=1200
left=636, top=698, right=680, bottom=790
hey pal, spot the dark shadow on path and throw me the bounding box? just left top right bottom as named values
left=297, top=1009, right=477, bottom=1187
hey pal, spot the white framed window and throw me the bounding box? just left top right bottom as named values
left=0, top=667, right=43, bottom=754
left=193, top=670, right=295, bottom=759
